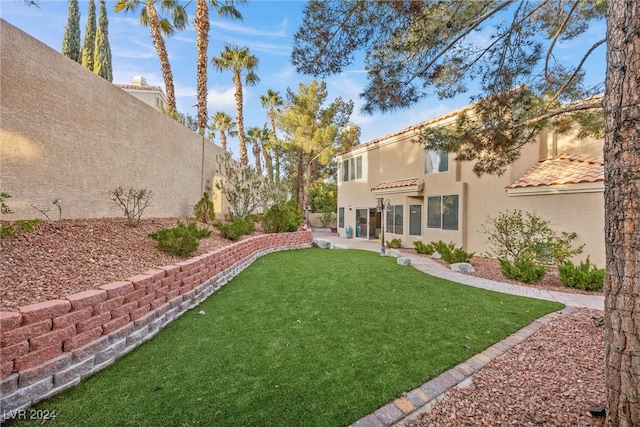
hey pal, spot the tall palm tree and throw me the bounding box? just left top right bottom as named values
left=209, top=111, right=237, bottom=152
left=260, top=89, right=283, bottom=184
left=260, top=126, right=274, bottom=184
left=194, top=0, right=244, bottom=135
left=212, top=44, right=259, bottom=166
left=114, top=0, right=187, bottom=116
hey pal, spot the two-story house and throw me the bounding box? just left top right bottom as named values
left=337, top=105, right=605, bottom=266
left=115, top=76, right=168, bottom=112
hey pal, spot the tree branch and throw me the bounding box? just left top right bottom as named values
left=551, top=38, right=606, bottom=101
left=545, top=0, right=581, bottom=84
left=518, top=99, right=603, bottom=127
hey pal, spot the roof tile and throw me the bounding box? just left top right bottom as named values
left=371, top=178, right=424, bottom=192
left=508, top=154, right=604, bottom=189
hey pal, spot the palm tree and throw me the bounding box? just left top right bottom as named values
left=260, top=126, right=275, bottom=184
left=260, top=89, right=284, bottom=184
left=194, top=0, right=244, bottom=135
left=114, top=0, right=187, bottom=116
left=246, top=127, right=264, bottom=175
left=211, top=44, right=259, bottom=166
left=209, top=111, right=237, bottom=152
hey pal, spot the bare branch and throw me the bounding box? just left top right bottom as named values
left=518, top=99, right=602, bottom=127
left=551, top=38, right=606, bottom=101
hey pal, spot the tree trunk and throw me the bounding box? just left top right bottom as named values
left=262, top=143, right=274, bottom=184
left=303, top=155, right=313, bottom=213
left=234, top=73, right=248, bottom=166
left=603, top=1, right=640, bottom=426
left=253, top=142, right=262, bottom=174
left=220, top=131, right=227, bottom=152
left=269, top=109, right=280, bottom=184
left=194, top=0, right=209, bottom=135
left=146, top=1, right=177, bottom=116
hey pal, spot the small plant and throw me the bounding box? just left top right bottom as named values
left=1, top=192, right=14, bottom=238
left=149, top=221, right=212, bottom=257
left=110, top=186, right=154, bottom=227
left=214, top=218, right=254, bottom=241
left=431, top=240, right=474, bottom=264
left=53, top=199, right=63, bottom=220
left=558, top=257, right=605, bottom=291
left=386, top=238, right=402, bottom=249
left=262, top=199, right=303, bottom=234
left=484, top=210, right=583, bottom=266
left=193, top=192, right=215, bottom=223
left=1, top=219, right=43, bottom=239
left=0, top=192, right=11, bottom=215
left=319, top=211, right=335, bottom=228
left=500, top=256, right=547, bottom=283
left=413, top=241, right=435, bottom=255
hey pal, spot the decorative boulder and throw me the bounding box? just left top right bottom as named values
left=450, top=262, right=475, bottom=273
left=312, top=238, right=332, bottom=249
left=397, top=257, right=411, bottom=266
left=431, top=251, right=442, bottom=259
left=332, top=243, right=348, bottom=250
left=387, top=249, right=402, bottom=258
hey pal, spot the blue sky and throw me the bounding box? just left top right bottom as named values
left=1, top=1, right=606, bottom=162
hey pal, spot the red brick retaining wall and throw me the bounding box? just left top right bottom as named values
left=0, top=231, right=312, bottom=417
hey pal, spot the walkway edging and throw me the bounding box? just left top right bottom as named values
left=350, top=306, right=577, bottom=427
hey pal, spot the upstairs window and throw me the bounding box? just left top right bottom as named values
left=340, top=155, right=363, bottom=181
left=424, top=149, right=449, bottom=174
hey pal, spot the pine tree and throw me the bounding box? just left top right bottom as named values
left=93, top=0, right=112, bottom=82
left=61, top=0, right=81, bottom=62
left=80, top=0, right=96, bottom=71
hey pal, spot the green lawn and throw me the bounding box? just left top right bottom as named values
left=7, top=248, right=563, bottom=427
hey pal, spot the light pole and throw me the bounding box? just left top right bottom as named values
left=376, top=198, right=391, bottom=256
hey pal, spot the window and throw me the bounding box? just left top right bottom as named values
left=386, top=205, right=403, bottom=234
left=409, top=204, right=422, bottom=235
left=338, top=207, right=345, bottom=228
left=340, top=155, right=363, bottom=182
left=427, top=195, right=459, bottom=230
left=424, top=149, right=449, bottom=174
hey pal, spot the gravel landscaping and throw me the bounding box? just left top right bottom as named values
left=0, top=219, right=606, bottom=426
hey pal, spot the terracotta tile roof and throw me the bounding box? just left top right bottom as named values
left=507, top=154, right=604, bottom=189
left=116, top=84, right=165, bottom=92
left=371, top=178, right=425, bottom=192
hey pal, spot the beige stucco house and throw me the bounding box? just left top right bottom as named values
left=115, top=76, right=168, bottom=112
left=336, top=106, right=605, bottom=267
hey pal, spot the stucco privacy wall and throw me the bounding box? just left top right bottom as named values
left=0, top=231, right=313, bottom=419
left=0, top=20, right=226, bottom=220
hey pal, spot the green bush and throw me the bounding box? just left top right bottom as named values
left=500, top=256, right=547, bottom=283
left=1, top=219, right=42, bottom=240
left=432, top=240, right=474, bottom=264
left=214, top=218, right=254, bottom=241
left=558, top=257, right=605, bottom=291
left=193, top=192, right=215, bottom=223
left=262, top=199, right=303, bottom=233
left=149, top=221, right=212, bottom=257
left=413, top=241, right=435, bottom=255
left=484, top=210, right=583, bottom=266
left=386, top=238, right=402, bottom=249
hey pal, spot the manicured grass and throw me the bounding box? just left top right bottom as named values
left=7, top=248, right=563, bottom=427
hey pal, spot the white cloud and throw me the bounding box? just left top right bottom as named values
left=211, top=18, right=288, bottom=38
left=207, top=86, right=237, bottom=111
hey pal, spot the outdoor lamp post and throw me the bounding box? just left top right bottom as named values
left=376, top=198, right=391, bottom=256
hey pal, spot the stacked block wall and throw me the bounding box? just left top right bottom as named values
left=0, top=231, right=312, bottom=418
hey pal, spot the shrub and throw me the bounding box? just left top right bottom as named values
left=432, top=240, right=474, bottom=264
left=262, top=199, right=303, bottom=233
left=558, top=257, right=605, bottom=291
left=1, top=192, right=12, bottom=215
left=413, top=241, right=435, bottom=255
left=500, top=256, right=547, bottom=283
left=1, top=219, right=42, bottom=239
left=110, top=186, right=154, bottom=227
left=386, top=238, right=402, bottom=249
left=319, top=211, right=335, bottom=228
left=484, top=210, right=583, bottom=266
left=149, top=221, right=211, bottom=257
left=193, top=192, right=215, bottom=223
left=214, top=218, right=254, bottom=241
